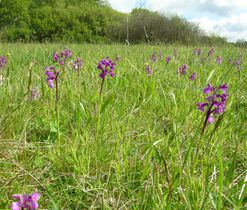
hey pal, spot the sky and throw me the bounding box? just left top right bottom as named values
left=108, top=0, right=247, bottom=42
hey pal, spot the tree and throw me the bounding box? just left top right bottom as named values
left=0, top=0, right=31, bottom=41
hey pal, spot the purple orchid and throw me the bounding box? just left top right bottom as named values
left=178, top=64, right=188, bottom=75
left=216, top=56, right=223, bottom=64
left=29, top=88, right=40, bottom=100
left=194, top=48, right=201, bottom=56
left=235, top=59, right=242, bottom=70
left=189, top=72, right=197, bottom=80
left=0, top=56, right=7, bottom=69
left=166, top=56, right=171, bottom=64
left=11, top=192, right=40, bottom=210
left=146, top=65, right=152, bottom=77
left=71, top=57, right=83, bottom=71
left=45, top=66, right=59, bottom=88
left=208, top=48, right=214, bottom=57
left=197, top=83, right=228, bottom=125
left=203, top=83, right=215, bottom=94
left=53, top=48, right=72, bottom=67
left=151, top=53, right=157, bottom=62
left=97, top=57, right=116, bottom=79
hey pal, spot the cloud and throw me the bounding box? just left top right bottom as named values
left=191, top=13, right=247, bottom=41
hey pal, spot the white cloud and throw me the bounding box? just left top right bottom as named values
left=108, top=0, right=247, bottom=41
left=191, top=13, right=247, bottom=41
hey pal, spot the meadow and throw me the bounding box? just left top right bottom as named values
left=0, top=43, right=246, bottom=209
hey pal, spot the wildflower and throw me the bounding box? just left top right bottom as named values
left=216, top=56, right=223, bottom=64
left=45, top=66, right=59, bottom=88
left=203, top=83, right=215, bottom=94
left=11, top=192, right=40, bottom=210
left=146, top=65, right=152, bottom=77
left=197, top=83, right=228, bottom=124
left=53, top=52, right=60, bottom=62
left=97, top=57, right=116, bottom=79
left=29, top=88, right=40, bottom=100
left=235, top=59, right=242, bottom=70
left=151, top=53, right=157, bottom=62
left=53, top=48, right=72, bottom=66
left=71, top=57, right=83, bottom=71
left=0, top=56, right=7, bottom=69
left=165, top=56, right=171, bottom=64
left=194, top=48, right=201, bottom=56
left=178, top=64, right=188, bottom=75
left=208, top=48, right=214, bottom=56
left=61, top=47, right=72, bottom=60
left=189, top=72, right=197, bottom=80
left=197, top=102, right=208, bottom=112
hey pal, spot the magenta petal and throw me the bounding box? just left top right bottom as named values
left=203, top=84, right=214, bottom=94
left=207, top=115, right=214, bottom=123
left=31, top=192, right=40, bottom=202
left=29, top=201, right=39, bottom=210
left=11, top=202, right=21, bottom=210
left=197, top=102, right=208, bottom=112
left=12, top=194, right=22, bottom=200
left=219, top=83, right=228, bottom=94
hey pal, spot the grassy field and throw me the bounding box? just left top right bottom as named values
left=0, top=43, right=246, bottom=209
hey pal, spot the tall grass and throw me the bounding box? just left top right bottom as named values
left=0, top=43, right=246, bottom=209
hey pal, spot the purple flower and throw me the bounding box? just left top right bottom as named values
left=29, top=88, right=40, bottom=100
left=53, top=52, right=60, bottom=62
left=45, top=66, right=59, bottom=88
left=166, top=56, right=171, bottom=64
left=219, top=83, right=228, bottom=94
left=208, top=48, right=214, bottom=56
left=194, top=48, right=201, bottom=56
left=71, top=57, right=83, bottom=70
left=53, top=48, right=73, bottom=66
left=203, top=83, right=215, bottom=94
left=59, top=60, right=65, bottom=66
left=189, top=72, right=197, bottom=80
left=197, top=83, right=228, bottom=125
left=97, top=57, right=116, bottom=79
left=146, top=65, right=152, bottom=77
left=207, top=115, right=214, bottom=123
left=61, top=47, right=72, bottom=59
left=216, top=56, right=223, bottom=64
left=178, top=64, right=188, bottom=75
left=0, top=56, right=7, bottom=69
left=235, top=59, right=242, bottom=70
left=197, top=102, right=208, bottom=112
left=151, top=53, right=157, bottom=62
left=11, top=192, right=40, bottom=210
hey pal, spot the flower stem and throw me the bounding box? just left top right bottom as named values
left=55, top=77, right=60, bottom=152
left=96, top=78, right=105, bottom=139
left=99, top=78, right=105, bottom=101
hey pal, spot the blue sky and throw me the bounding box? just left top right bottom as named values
left=108, top=0, right=247, bottom=42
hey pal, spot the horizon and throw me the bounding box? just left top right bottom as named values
left=108, top=0, right=247, bottom=42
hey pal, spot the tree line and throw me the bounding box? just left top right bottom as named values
left=0, top=0, right=228, bottom=45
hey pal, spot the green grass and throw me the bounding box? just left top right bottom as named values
left=0, top=43, right=247, bottom=209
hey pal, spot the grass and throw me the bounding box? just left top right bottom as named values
left=0, top=43, right=247, bottom=209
